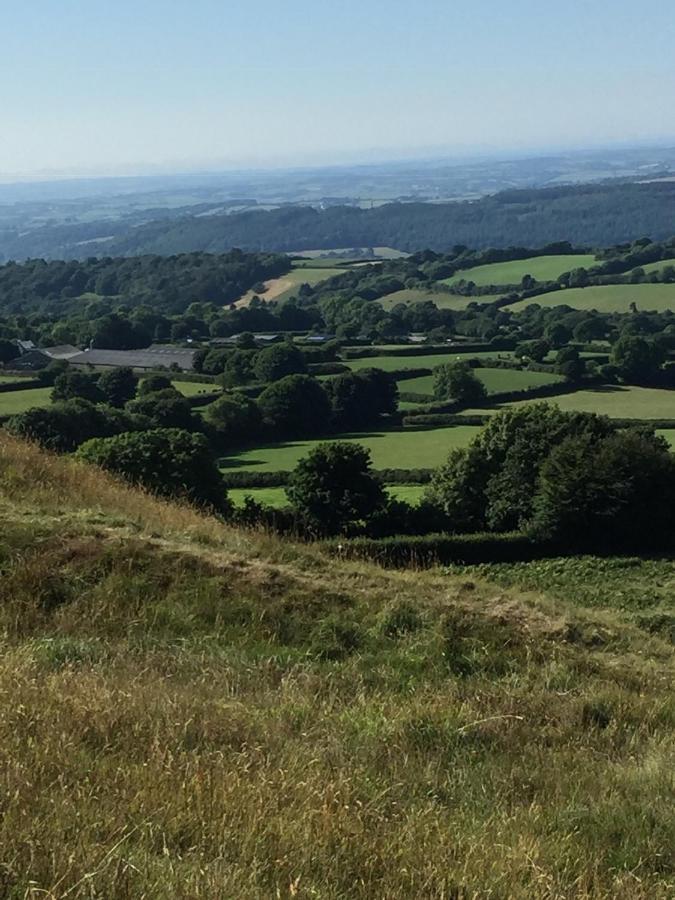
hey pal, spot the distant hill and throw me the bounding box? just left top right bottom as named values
left=2, top=180, right=675, bottom=261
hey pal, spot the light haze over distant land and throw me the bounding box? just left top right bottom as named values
left=3, top=0, right=675, bottom=177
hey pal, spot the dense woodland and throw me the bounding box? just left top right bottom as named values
left=2, top=180, right=675, bottom=260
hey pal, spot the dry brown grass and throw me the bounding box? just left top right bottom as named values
left=0, top=434, right=674, bottom=898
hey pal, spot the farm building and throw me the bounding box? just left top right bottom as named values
left=68, top=346, right=196, bottom=371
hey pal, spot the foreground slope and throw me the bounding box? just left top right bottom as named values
left=0, top=433, right=673, bottom=899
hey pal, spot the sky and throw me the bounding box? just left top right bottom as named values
left=2, top=0, right=674, bottom=176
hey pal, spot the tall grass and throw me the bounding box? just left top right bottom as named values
left=0, top=434, right=674, bottom=898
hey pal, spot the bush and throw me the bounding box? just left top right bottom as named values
left=6, top=399, right=146, bottom=452
left=253, top=343, right=307, bottom=383
left=77, top=428, right=230, bottom=513
left=51, top=369, right=103, bottom=404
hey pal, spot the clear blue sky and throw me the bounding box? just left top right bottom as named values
left=3, top=0, right=674, bottom=175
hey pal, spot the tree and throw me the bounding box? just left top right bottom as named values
left=515, top=339, right=550, bottom=362
left=425, top=404, right=615, bottom=532
left=77, top=428, right=230, bottom=512
left=610, top=334, right=664, bottom=384
left=203, top=393, right=261, bottom=444
left=257, top=375, right=331, bottom=436
left=433, top=361, right=487, bottom=404
left=0, top=340, right=20, bottom=365
left=555, top=347, right=585, bottom=382
left=138, top=374, right=173, bottom=396
left=326, top=368, right=398, bottom=430
left=286, top=442, right=386, bottom=535
left=219, top=350, right=256, bottom=387
left=127, top=390, right=198, bottom=431
left=52, top=369, right=103, bottom=404
left=530, top=429, right=675, bottom=548
left=36, top=359, right=69, bottom=386
left=98, top=367, right=137, bottom=407
left=253, top=343, right=307, bottom=383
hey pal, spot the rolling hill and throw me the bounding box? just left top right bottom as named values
left=0, top=432, right=673, bottom=898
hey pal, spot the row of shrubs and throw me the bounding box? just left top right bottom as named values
left=220, top=467, right=435, bottom=488
left=342, top=341, right=514, bottom=359
left=322, top=532, right=555, bottom=567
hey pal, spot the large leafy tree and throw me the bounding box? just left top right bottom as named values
left=326, top=368, right=398, bottom=430
left=253, top=343, right=307, bottom=383
left=77, top=428, right=230, bottom=512
left=98, top=367, right=137, bottom=407
left=286, top=442, right=386, bottom=535
left=531, top=429, right=675, bottom=547
left=433, top=361, right=487, bottom=404
left=425, top=403, right=615, bottom=532
left=610, top=335, right=665, bottom=384
left=203, top=392, right=261, bottom=444
left=257, top=375, right=331, bottom=437
left=51, top=369, right=104, bottom=404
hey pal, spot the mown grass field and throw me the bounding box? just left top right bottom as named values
left=506, top=283, right=675, bottom=313
left=220, top=426, right=480, bottom=473
left=378, top=289, right=506, bottom=311
left=459, top=386, right=675, bottom=425
left=399, top=366, right=564, bottom=399
left=0, top=375, right=37, bottom=385
left=228, top=483, right=426, bottom=508
left=172, top=380, right=221, bottom=397
left=346, top=351, right=514, bottom=373
left=0, top=433, right=673, bottom=898
left=642, top=257, right=675, bottom=275
left=445, top=254, right=598, bottom=287
left=0, top=385, right=53, bottom=415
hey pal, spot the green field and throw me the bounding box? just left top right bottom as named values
left=172, top=380, right=221, bottom=397
left=445, top=254, right=598, bottom=288
left=346, top=351, right=513, bottom=373
left=399, top=367, right=563, bottom=399
left=506, top=283, right=675, bottom=313
left=228, top=483, right=426, bottom=508
left=220, top=426, right=480, bottom=474
left=0, top=386, right=53, bottom=416
left=641, top=257, right=675, bottom=275
left=378, top=289, right=505, bottom=311
left=0, top=376, right=38, bottom=386
left=460, top=385, right=675, bottom=421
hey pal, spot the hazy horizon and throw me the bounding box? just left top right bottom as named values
left=4, top=0, right=674, bottom=178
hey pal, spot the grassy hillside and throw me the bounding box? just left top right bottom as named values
left=378, top=289, right=506, bottom=311
left=506, top=283, right=675, bottom=313
left=0, top=433, right=673, bottom=898
left=445, top=254, right=598, bottom=287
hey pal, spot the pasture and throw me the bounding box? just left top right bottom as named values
left=220, top=425, right=480, bottom=474
left=172, top=380, right=221, bottom=397
left=228, top=483, right=426, bottom=508
left=378, top=289, right=506, bottom=311
left=398, top=367, right=564, bottom=399
left=641, top=257, right=675, bottom=275
left=445, top=254, right=598, bottom=288
left=0, top=386, right=53, bottom=416
left=346, top=351, right=514, bottom=373
left=506, top=283, right=675, bottom=313
left=460, top=385, right=675, bottom=421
